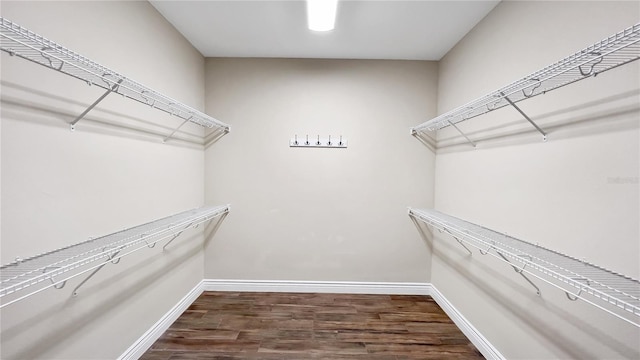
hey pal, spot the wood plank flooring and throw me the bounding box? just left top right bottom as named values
left=140, top=292, right=484, bottom=360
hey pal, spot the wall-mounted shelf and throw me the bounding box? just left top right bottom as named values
left=411, top=23, right=640, bottom=146
left=408, top=208, right=640, bottom=328
left=0, top=17, right=230, bottom=139
left=0, top=205, right=230, bottom=308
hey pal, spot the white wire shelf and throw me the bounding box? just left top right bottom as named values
left=0, top=17, right=230, bottom=134
left=411, top=23, right=640, bottom=139
left=0, top=205, right=230, bottom=308
left=408, top=208, right=640, bottom=328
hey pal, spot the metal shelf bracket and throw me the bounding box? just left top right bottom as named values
left=444, top=228, right=473, bottom=255
left=70, top=79, right=123, bottom=131
left=501, top=92, right=547, bottom=142
left=579, top=52, right=603, bottom=76
left=496, top=251, right=541, bottom=296
left=566, top=277, right=590, bottom=301
left=43, top=266, right=66, bottom=290
left=143, top=236, right=156, bottom=249
left=448, top=120, right=477, bottom=148
left=522, top=79, right=541, bottom=98
left=162, top=119, right=190, bottom=143
left=162, top=222, right=194, bottom=251
left=40, top=47, right=63, bottom=70
left=478, top=243, right=494, bottom=255
left=72, top=246, right=122, bottom=297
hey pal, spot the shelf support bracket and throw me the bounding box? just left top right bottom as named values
left=70, top=79, right=123, bottom=131
left=143, top=235, right=156, bottom=249
left=565, top=277, right=590, bottom=301
left=163, top=222, right=195, bottom=251
left=447, top=121, right=477, bottom=148
left=479, top=243, right=494, bottom=255
left=443, top=228, right=472, bottom=255
left=417, top=216, right=472, bottom=256
left=501, top=92, right=547, bottom=141
left=42, top=266, right=67, bottom=290
left=72, top=247, right=122, bottom=297
left=162, top=118, right=191, bottom=143
left=496, top=251, right=541, bottom=296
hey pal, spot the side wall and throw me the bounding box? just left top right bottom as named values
left=204, top=58, right=436, bottom=283
left=1, top=2, right=207, bottom=359
left=433, top=1, right=639, bottom=359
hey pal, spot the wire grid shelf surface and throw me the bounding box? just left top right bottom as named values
left=412, top=23, right=640, bottom=133
left=408, top=208, right=640, bottom=327
left=0, top=17, right=230, bottom=132
left=0, top=205, right=229, bottom=305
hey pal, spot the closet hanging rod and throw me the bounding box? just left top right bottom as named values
left=0, top=17, right=230, bottom=133
left=0, top=205, right=230, bottom=308
left=408, top=208, right=640, bottom=328
left=411, top=22, right=640, bottom=134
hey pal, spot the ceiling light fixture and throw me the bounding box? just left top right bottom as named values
left=306, top=0, right=338, bottom=32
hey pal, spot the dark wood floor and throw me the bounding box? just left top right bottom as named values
left=140, top=292, right=484, bottom=360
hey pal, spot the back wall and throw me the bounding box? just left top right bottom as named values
left=204, top=58, right=436, bottom=282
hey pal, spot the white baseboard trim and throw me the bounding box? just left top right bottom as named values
left=202, top=279, right=431, bottom=295
left=429, top=286, right=505, bottom=360
left=117, top=281, right=205, bottom=360
left=120, top=279, right=502, bottom=360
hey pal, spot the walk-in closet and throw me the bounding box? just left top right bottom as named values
left=1, top=1, right=638, bottom=359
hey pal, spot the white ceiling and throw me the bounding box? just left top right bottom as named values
left=150, top=0, right=500, bottom=61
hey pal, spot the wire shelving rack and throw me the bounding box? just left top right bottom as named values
left=408, top=208, right=640, bottom=328
left=411, top=23, right=640, bottom=144
left=0, top=205, right=230, bottom=308
left=0, top=17, right=230, bottom=136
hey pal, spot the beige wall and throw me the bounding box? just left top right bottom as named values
left=204, top=58, right=436, bottom=282
left=433, top=1, right=640, bottom=359
left=1, top=1, right=208, bottom=359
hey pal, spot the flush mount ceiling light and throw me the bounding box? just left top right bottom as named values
left=306, top=0, right=338, bottom=32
